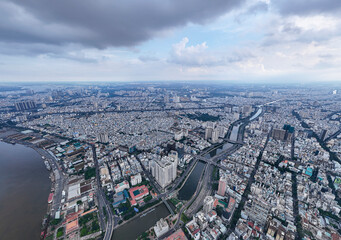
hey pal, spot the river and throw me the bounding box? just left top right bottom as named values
left=112, top=203, right=170, bottom=240
left=0, top=141, right=51, bottom=240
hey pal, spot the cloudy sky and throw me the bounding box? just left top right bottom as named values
left=0, top=0, right=341, bottom=82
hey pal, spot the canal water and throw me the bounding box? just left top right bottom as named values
left=204, top=142, right=234, bottom=159
left=229, top=125, right=240, bottom=141
left=0, top=141, right=51, bottom=240
left=178, top=161, right=206, bottom=200
left=112, top=203, right=170, bottom=240
left=250, top=108, right=262, bottom=121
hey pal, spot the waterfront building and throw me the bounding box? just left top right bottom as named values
left=154, top=218, right=169, bottom=238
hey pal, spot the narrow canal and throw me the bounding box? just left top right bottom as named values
left=250, top=108, right=262, bottom=121
left=229, top=125, right=240, bottom=141
left=178, top=161, right=206, bottom=200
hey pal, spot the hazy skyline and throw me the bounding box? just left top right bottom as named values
left=1, top=0, right=341, bottom=82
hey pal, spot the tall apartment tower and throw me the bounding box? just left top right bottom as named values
left=150, top=151, right=178, bottom=189
left=217, top=177, right=227, bottom=196
left=203, top=196, right=214, bottom=214
left=98, top=133, right=109, bottom=143
left=15, top=100, right=37, bottom=111
left=205, top=127, right=213, bottom=140
left=211, top=129, right=219, bottom=143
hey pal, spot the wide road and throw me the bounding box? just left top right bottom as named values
left=91, top=145, right=114, bottom=240
left=38, top=148, right=67, bottom=217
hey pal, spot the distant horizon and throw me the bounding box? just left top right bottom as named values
left=1, top=79, right=341, bottom=86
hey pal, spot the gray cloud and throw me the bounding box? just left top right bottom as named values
left=273, top=0, right=341, bottom=15
left=168, top=37, right=225, bottom=67
left=235, top=1, right=268, bottom=23
left=245, top=1, right=268, bottom=15
left=227, top=50, right=255, bottom=63
left=0, top=0, right=245, bottom=51
left=168, top=38, right=256, bottom=67
left=138, top=56, right=160, bottom=62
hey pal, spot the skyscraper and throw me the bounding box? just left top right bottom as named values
left=150, top=152, right=178, bottom=189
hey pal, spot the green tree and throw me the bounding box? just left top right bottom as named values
left=56, top=227, right=64, bottom=238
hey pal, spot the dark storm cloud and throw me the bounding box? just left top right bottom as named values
left=273, top=0, right=341, bottom=15
left=0, top=0, right=245, bottom=49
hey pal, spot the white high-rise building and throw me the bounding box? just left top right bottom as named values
left=203, top=196, right=214, bottom=214
left=130, top=173, right=142, bottom=186
left=205, top=127, right=213, bottom=140
left=150, top=152, right=178, bottom=189
left=217, top=126, right=227, bottom=138
left=154, top=218, right=169, bottom=238
left=211, top=129, right=219, bottom=143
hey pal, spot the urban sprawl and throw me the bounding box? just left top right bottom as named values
left=0, top=83, right=341, bottom=240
